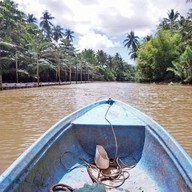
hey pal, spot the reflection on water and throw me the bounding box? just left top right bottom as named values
left=0, top=82, right=192, bottom=173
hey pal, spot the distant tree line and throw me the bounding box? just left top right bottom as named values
left=124, top=6, right=192, bottom=83
left=0, top=0, right=135, bottom=90
left=1, top=0, right=191, bottom=90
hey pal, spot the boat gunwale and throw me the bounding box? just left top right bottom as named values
left=115, top=100, right=192, bottom=187
left=0, top=99, right=191, bottom=190
left=0, top=100, right=106, bottom=190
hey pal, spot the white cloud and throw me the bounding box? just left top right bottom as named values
left=15, top=0, right=191, bottom=37
left=14, top=0, right=191, bottom=62
left=77, top=31, right=120, bottom=51
left=16, top=0, right=47, bottom=18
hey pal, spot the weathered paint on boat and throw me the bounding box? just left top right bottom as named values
left=0, top=99, right=192, bottom=191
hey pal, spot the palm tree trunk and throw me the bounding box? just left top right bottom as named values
left=87, top=70, right=89, bottom=81
left=75, top=63, right=78, bottom=84
left=55, top=69, right=57, bottom=81
left=64, top=67, right=67, bottom=82
left=36, top=54, right=40, bottom=86
left=57, top=60, right=61, bottom=84
left=16, top=51, right=19, bottom=83
left=57, top=49, right=61, bottom=84
left=69, top=62, right=71, bottom=83
left=80, top=64, right=82, bottom=83
left=0, top=62, right=2, bottom=90
left=190, top=63, right=192, bottom=82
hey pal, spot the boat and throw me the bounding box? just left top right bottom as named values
left=0, top=98, right=192, bottom=191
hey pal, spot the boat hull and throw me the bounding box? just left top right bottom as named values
left=0, top=99, right=192, bottom=191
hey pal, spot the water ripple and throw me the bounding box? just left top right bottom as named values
left=0, top=83, right=191, bottom=173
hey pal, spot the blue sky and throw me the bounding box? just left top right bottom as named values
left=14, top=0, right=191, bottom=64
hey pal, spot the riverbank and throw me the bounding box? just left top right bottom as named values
left=0, top=81, right=89, bottom=90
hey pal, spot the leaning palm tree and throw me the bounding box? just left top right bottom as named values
left=40, top=10, right=55, bottom=39
left=123, top=31, right=139, bottom=60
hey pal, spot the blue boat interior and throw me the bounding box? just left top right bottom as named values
left=1, top=100, right=192, bottom=192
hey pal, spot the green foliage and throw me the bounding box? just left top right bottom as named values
left=124, top=31, right=139, bottom=60
left=128, top=8, right=192, bottom=84
left=78, top=49, right=134, bottom=81
left=78, top=49, right=98, bottom=66
left=167, top=61, right=188, bottom=82
left=0, top=0, right=137, bottom=85
left=179, top=46, right=192, bottom=82
left=167, top=46, right=192, bottom=83
left=136, top=31, right=180, bottom=82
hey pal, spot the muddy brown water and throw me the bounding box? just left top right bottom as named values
left=0, top=82, right=191, bottom=174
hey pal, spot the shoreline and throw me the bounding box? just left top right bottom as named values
left=0, top=81, right=89, bottom=90
left=1, top=81, right=191, bottom=91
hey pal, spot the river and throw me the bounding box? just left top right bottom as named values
left=0, top=82, right=191, bottom=174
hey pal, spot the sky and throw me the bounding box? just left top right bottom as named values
left=14, top=0, right=191, bottom=64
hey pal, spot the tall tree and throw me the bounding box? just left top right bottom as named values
left=64, top=29, right=74, bottom=44
left=180, top=10, right=192, bottom=43
left=52, top=25, right=64, bottom=43
left=26, top=14, right=37, bottom=24
left=78, top=49, right=98, bottom=66
left=124, top=31, right=139, bottom=50
left=96, top=50, right=108, bottom=67
left=40, top=10, right=54, bottom=39
left=164, top=9, right=180, bottom=31
left=136, top=30, right=180, bottom=82
left=123, top=31, right=139, bottom=60
left=0, top=0, right=24, bottom=42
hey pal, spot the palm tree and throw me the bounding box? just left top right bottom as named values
left=0, top=0, right=24, bottom=42
left=0, top=41, right=17, bottom=90
left=179, top=10, right=192, bottom=43
left=124, top=31, right=139, bottom=50
left=123, top=31, right=139, bottom=60
left=129, top=48, right=138, bottom=60
left=52, top=25, right=64, bottom=43
left=26, top=14, right=37, bottom=24
left=96, top=50, right=107, bottom=67
left=40, top=10, right=54, bottom=39
left=25, top=30, right=57, bottom=85
left=158, top=20, right=170, bottom=31
left=51, top=25, right=65, bottom=83
left=143, top=35, right=152, bottom=42
left=164, top=9, right=180, bottom=31
left=64, top=29, right=74, bottom=44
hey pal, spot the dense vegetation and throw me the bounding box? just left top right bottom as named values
left=0, top=0, right=192, bottom=90
left=124, top=8, right=192, bottom=83
left=0, top=0, right=135, bottom=90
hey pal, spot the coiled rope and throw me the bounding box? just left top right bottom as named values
left=83, top=157, right=130, bottom=189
